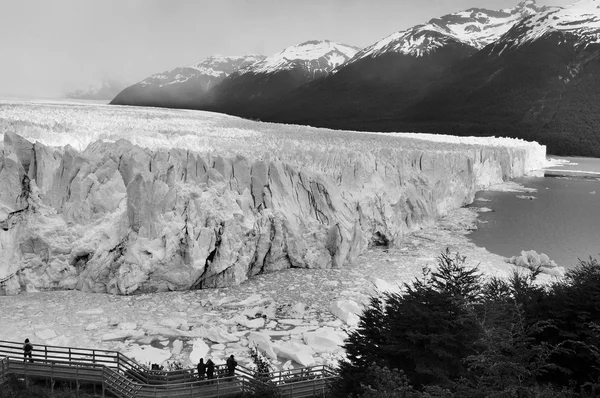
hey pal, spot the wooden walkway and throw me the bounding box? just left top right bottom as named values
left=0, top=340, right=337, bottom=397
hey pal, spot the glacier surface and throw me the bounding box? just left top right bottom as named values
left=0, top=100, right=546, bottom=295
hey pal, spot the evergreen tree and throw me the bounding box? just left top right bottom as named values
left=334, top=252, right=600, bottom=397
left=528, top=258, right=600, bottom=392
left=335, top=252, right=482, bottom=395
left=431, top=249, right=482, bottom=303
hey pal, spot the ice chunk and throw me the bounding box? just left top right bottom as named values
left=188, top=339, right=210, bottom=364
left=123, top=345, right=171, bottom=366
left=329, top=300, right=362, bottom=326
left=248, top=332, right=277, bottom=360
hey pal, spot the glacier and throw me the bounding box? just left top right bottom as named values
left=0, top=100, right=546, bottom=295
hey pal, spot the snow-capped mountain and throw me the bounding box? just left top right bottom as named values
left=110, top=55, right=264, bottom=108
left=108, top=0, right=600, bottom=156
left=203, top=40, right=360, bottom=115
left=492, top=0, right=600, bottom=52
left=239, top=40, right=359, bottom=77
left=66, top=77, right=130, bottom=101
left=136, top=55, right=265, bottom=90
left=349, top=0, right=551, bottom=61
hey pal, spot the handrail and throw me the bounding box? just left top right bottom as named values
left=0, top=356, right=8, bottom=386
left=0, top=339, right=339, bottom=397
left=103, top=366, right=140, bottom=398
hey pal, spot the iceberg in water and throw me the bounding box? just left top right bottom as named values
left=506, top=250, right=565, bottom=277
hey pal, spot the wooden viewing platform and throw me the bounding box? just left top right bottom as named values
left=0, top=340, right=338, bottom=397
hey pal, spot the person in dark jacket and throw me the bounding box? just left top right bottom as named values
left=206, top=358, right=215, bottom=382
left=197, top=358, right=206, bottom=380
left=226, top=355, right=237, bottom=377
left=23, top=338, right=33, bottom=362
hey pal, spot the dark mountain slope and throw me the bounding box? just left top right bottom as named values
left=204, top=40, right=359, bottom=116
left=227, top=42, right=478, bottom=125
left=401, top=30, right=600, bottom=156
left=242, top=1, right=600, bottom=157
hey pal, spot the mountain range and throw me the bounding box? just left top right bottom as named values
left=111, top=0, right=600, bottom=157
left=66, top=76, right=130, bottom=101
left=110, top=55, right=265, bottom=108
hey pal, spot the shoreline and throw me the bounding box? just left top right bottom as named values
left=0, top=205, right=533, bottom=370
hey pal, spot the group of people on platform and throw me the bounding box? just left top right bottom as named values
left=197, top=355, right=237, bottom=381
left=22, top=337, right=239, bottom=383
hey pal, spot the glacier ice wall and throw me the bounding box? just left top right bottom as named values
left=0, top=101, right=546, bottom=295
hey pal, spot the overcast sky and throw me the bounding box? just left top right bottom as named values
left=0, top=0, right=573, bottom=98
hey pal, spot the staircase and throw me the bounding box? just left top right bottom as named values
left=103, top=367, right=140, bottom=398
left=0, top=340, right=339, bottom=397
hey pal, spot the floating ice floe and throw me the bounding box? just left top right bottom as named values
left=76, top=308, right=104, bottom=315
left=248, top=332, right=277, bottom=360
left=303, top=327, right=346, bottom=354
left=118, top=322, right=137, bottom=330
left=101, top=329, right=145, bottom=342
left=506, top=250, right=565, bottom=277
left=329, top=300, right=362, bottom=327
left=204, top=326, right=239, bottom=344
left=123, top=345, right=171, bottom=366
left=273, top=341, right=315, bottom=367
left=230, top=315, right=265, bottom=329
left=516, top=195, right=537, bottom=200
left=485, top=181, right=537, bottom=193
left=47, top=335, right=70, bottom=347
left=372, top=277, right=401, bottom=295
left=35, top=329, right=57, bottom=340
left=278, top=319, right=304, bottom=326
left=226, top=293, right=266, bottom=307
left=172, top=339, right=183, bottom=355
left=188, top=338, right=210, bottom=363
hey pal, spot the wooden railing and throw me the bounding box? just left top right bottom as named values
left=103, top=366, right=140, bottom=398
left=0, top=356, right=8, bottom=386
left=0, top=340, right=119, bottom=369
left=0, top=340, right=339, bottom=397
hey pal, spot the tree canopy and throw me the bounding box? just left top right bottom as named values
left=333, top=251, right=600, bottom=397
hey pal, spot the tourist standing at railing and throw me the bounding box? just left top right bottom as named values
left=23, top=339, right=33, bottom=362
left=197, top=358, right=206, bottom=380
left=226, top=355, right=237, bottom=377
left=206, top=358, right=215, bottom=382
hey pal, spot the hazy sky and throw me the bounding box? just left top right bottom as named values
left=0, top=0, right=573, bottom=98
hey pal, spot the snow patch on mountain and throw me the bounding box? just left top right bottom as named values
left=496, top=0, right=600, bottom=49
left=349, top=0, right=553, bottom=60
left=240, top=40, right=359, bottom=75
left=137, top=55, right=265, bottom=88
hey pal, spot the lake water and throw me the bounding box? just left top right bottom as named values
left=468, top=156, right=600, bottom=269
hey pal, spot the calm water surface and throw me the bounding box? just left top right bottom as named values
left=468, top=156, right=600, bottom=269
